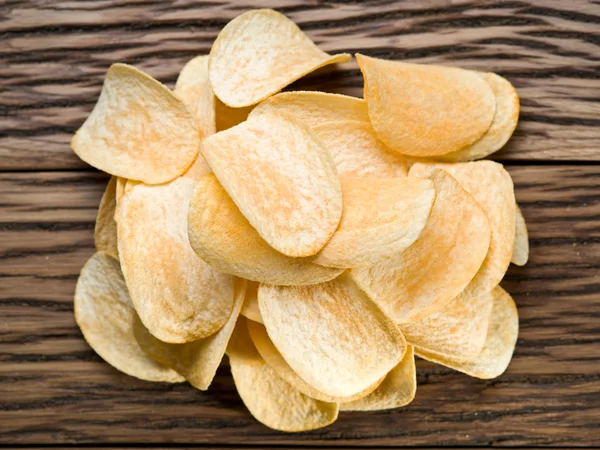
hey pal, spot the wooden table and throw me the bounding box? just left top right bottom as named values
left=2, top=0, right=600, bottom=446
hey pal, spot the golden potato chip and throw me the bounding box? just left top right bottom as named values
left=174, top=55, right=216, bottom=138
left=440, top=73, right=519, bottom=162
left=228, top=317, right=339, bottom=432
left=416, top=286, right=518, bottom=379
left=351, top=169, right=490, bottom=323
left=512, top=205, right=529, bottom=266
left=74, top=252, right=183, bottom=383
left=313, top=174, right=435, bottom=268
left=410, top=162, right=516, bottom=296
left=401, top=289, right=494, bottom=358
left=116, top=176, right=234, bottom=343
left=241, top=281, right=263, bottom=324
left=247, top=320, right=382, bottom=403
left=356, top=54, right=496, bottom=157
left=215, top=98, right=254, bottom=132
left=258, top=274, right=406, bottom=397
left=132, top=278, right=247, bottom=390
left=94, top=176, right=118, bottom=260
left=71, top=63, right=199, bottom=184
left=209, top=9, right=351, bottom=107
left=340, top=346, right=416, bottom=411
left=201, top=112, right=342, bottom=257
left=188, top=173, right=343, bottom=284
left=251, top=91, right=369, bottom=126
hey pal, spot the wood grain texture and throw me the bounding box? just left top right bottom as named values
left=1, top=166, right=599, bottom=445
left=2, top=0, right=600, bottom=170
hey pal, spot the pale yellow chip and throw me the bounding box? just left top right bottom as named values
left=356, top=54, right=496, bottom=157
left=115, top=177, right=127, bottom=205
left=74, top=252, right=183, bottom=383
left=201, top=112, right=342, bottom=257
left=247, top=320, right=382, bottom=404
left=215, top=98, right=254, bottom=132
left=94, top=176, right=119, bottom=260
left=258, top=274, right=406, bottom=397
left=71, top=63, right=199, bottom=184
left=312, top=174, right=435, bottom=268
left=401, top=289, right=494, bottom=358
left=512, top=205, right=529, bottom=266
left=174, top=55, right=216, bottom=138
left=209, top=9, right=351, bottom=107
left=410, top=162, right=516, bottom=296
left=241, top=281, right=263, bottom=324
left=132, top=278, right=247, bottom=390
left=416, top=286, right=519, bottom=379
left=227, top=317, right=339, bottom=432
left=188, top=173, right=343, bottom=285
left=340, top=346, right=416, bottom=412
left=440, top=73, right=520, bottom=162
left=351, top=169, right=490, bottom=323
left=116, top=177, right=234, bottom=343
left=251, top=91, right=369, bottom=126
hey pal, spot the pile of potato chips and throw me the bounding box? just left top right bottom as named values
left=72, top=9, right=527, bottom=432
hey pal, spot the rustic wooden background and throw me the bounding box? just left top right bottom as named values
left=1, top=0, right=600, bottom=446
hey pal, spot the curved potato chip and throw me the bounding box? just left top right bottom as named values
left=209, top=9, right=351, bottom=107
left=115, top=177, right=127, bottom=205
left=116, top=177, right=234, bottom=343
left=340, top=346, right=416, bottom=412
left=416, top=286, right=518, bottom=379
left=188, top=173, right=343, bottom=285
left=351, top=169, right=490, bottom=323
left=247, top=320, right=382, bottom=403
left=401, top=289, right=494, bottom=358
left=258, top=274, right=406, bottom=397
left=313, top=174, right=435, bottom=268
left=439, top=73, right=520, bottom=162
left=132, top=278, right=247, bottom=390
left=241, top=281, right=263, bottom=324
left=512, top=205, right=529, bottom=266
left=201, top=112, right=342, bottom=257
left=356, top=54, right=496, bottom=157
left=228, top=317, right=339, bottom=432
left=410, top=162, right=516, bottom=296
left=74, top=252, right=183, bottom=383
left=174, top=55, right=216, bottom=138
left=251, top=91, right=369, bottom=126
left=215, top=98, right=254, bottom=132
left=71, top=63, right=199, bottom=184
left=94, top=176, right=118, bottom=260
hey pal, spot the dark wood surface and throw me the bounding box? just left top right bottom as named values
left=1, top=0, right=600, bottom=447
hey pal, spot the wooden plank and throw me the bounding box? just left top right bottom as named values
left=1, top=166, right=599, bottom=445
left=2, top=0, right=600, bottom=170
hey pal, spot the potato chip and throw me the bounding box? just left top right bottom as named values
left=247, top=320, right=382, bottom=403
left=209, top=9, right=351, bottom=107
left=182, top=154, right=212, bottom=182
left=351, top=169, right=490, bottom=323
left=115, top=177, right=127, bottom=205
left=401, top=289, right=494, bottom=358
left=439, top=73, right=519, bottom=162
left=410, top=162, right=516, bottom=296
left=116, top=176, right=234, bottom=343
left=241, top=281, right=263, bottom=324
left=251, top=91, right=369, bottom=126
left=512, top=205, right=529, bottom=266
left=215, top=98, right=254, bottom=132
left=201, top=112, right=342, bottom=257
left=356, top=54, right=496, bottom=157
left=416, top=286, right=518, bottom=379
left=188, top=173, right=343, bottom=284
left=71, top=63, right=199, bottom=184
left=174, top=55, right=216, bottom=138
left=133, top=278, right=247, bottom=390
left=258, top=274, right=406, bottom=397
left=74, top=252, right=183, bottom=383
left=340, top=346, right=416, bottom=411
left=313, top=174, right=435, bottom=268
left=228, top=317, right=339, bottom=432
left=94, top=176, right=119, bottom=260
